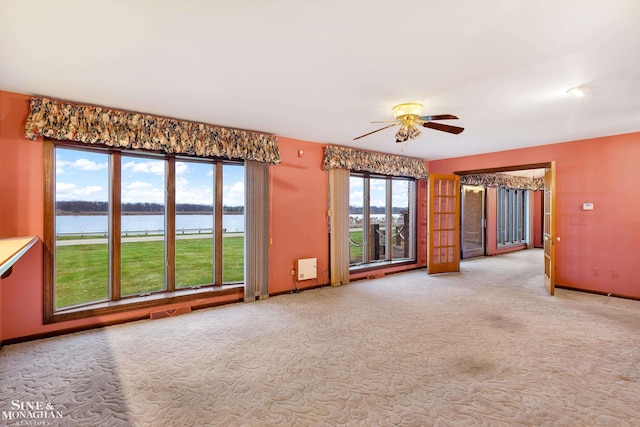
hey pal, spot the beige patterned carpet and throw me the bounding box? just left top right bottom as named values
left=2, top=249, right=640, bottom=426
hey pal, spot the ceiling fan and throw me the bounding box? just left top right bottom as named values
left=353, top=102, right=464, bottom=143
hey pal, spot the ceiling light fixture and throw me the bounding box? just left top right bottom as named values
left=393, top=103, right=423, bottom=143
left=566, top=85, right=589, bottom=97
left=353, top=103, right=464, bottom=142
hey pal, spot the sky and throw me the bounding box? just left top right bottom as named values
left=55, top=147, right=409, bottom=208
left=55, top=148, right=245, bottom=206
left=350, top=176, right=409, bottom=208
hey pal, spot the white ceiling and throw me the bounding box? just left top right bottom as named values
left=1, top=1, right=639, bottom=160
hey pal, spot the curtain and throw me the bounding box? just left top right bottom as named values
left=460, top=173, right=543, bottom=190
left=24, top=97, right=280, bottom=164
left=323, top=145, right=427, bottom=179
left=328, top=168, right=350, bottom=286
left=244, top=160, right=270, bottom=301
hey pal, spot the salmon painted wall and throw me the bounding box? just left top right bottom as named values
left=0, top=91, right=45, bottom=342
left=268, top=137, right=329, bottom=294
left=429, top=132, right=640, bottom=298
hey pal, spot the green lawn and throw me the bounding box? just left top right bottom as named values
left=349, top=229, right=363, bottom=263
left=56, top=236, right=244, bottom=308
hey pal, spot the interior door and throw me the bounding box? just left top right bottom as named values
left=543, top=161, right=557, bottom=295
left=461, top=185, right=485, bottom=258
left=428, top=174, right=460, bottom=274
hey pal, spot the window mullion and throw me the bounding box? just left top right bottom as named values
left=363, top=177, right=370, bottom=263
left=214, top=162, right=223, bottom=284
left=165, top=158, right=176, bottom=292
left=110, top=151, right=122, bottom=301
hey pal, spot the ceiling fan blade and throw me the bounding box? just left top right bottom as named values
left=353, top=123, right=399, bottom=140
left=419, top=114, right=459, bottom=121
left=422, top=122, right=465, bottom=134
left=370, top=120, right=401, bottom=124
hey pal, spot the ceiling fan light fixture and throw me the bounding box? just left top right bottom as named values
left=396, top=124, right=410, bottom=141
left=409, top=125, right=422, bottom=140
left=393, top=103, right=423, bottom=119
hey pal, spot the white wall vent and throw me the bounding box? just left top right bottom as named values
left=296, top=258, right=317, bottom=281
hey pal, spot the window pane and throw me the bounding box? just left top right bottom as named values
left=121, top=156, right=166, bottom=296
left=222, top=164, right=244, bottom=283
left=55, top=148, right=109, bottom=308
left=497, top=187, right=527, bottom=246
left=349, top=175, right=364, bottom=265
left=175, top=161, right=214, bottom=288
left=392, top=179, right=411, bottom=260
left=369, top=177, right=388, bottom=261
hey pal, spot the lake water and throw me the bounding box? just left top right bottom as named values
left=57, top=214, right=404, bottom=235
left=56, top=214, right=245, bottom=235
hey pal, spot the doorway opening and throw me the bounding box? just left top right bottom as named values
left=455, top=163, right=549, bottom=260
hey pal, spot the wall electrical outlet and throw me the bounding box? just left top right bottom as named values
left=291, top=268, right=295, bottom=276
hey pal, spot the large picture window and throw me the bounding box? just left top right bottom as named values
left=349, top=173, right=416, bottom=269
left=47, top=142, right=245, bottom=321
left=497, top=187, right=527, bottom=246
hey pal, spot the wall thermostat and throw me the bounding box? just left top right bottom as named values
left=582, top=203, right=594, bottom=211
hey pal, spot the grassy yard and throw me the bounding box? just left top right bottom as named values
left=56, top=235, right=244, bottom=308
left=349, top=229, right=363, bottom=263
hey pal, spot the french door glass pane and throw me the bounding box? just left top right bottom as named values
left=222, top=164, right=244, bottom=283
left=121, top=156, right=166, bottom=296
left=349, top=175, right=365, bottom=265
left=369, top=177, right=388, bottom=261
left=55, top=148, right=109, bottom=308
left=175, top=161, right=214, bottom=288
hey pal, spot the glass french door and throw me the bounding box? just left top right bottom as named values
left=428, top=174, right=460, bottom=274
left=543, top=161, right=557, bottom=295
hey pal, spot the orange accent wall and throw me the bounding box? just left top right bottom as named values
left=268, top=137, right=329, bottom=293
left=429, top=132, right=640, bottom=298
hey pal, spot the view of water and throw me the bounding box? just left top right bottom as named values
left=56, top=214, right=245, bottom=235
left=57, top=214, right=406, bottom=235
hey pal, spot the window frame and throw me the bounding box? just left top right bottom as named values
left=348, top=171, right=417, bottom=271
left=44, top=140, right=243, bottom=324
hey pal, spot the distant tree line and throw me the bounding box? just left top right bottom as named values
left=56, top=201, right=244, bottom=214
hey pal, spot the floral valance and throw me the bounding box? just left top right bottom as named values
left=24, top=97, right=281, bottom=164
left=322, top=145, right=428, bottom=179
left=460, top=173, right=544, bottom=190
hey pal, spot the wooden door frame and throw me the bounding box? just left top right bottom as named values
left=454, top=162, right=555, bottom=293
